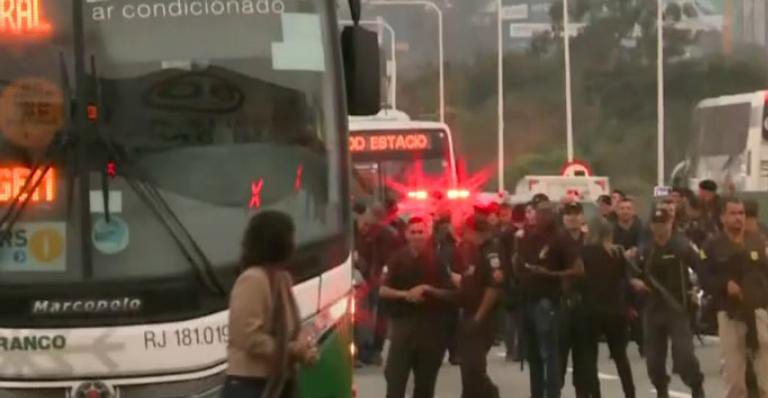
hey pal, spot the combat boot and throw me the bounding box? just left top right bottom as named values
left=691, top=384, right=705, bottom=398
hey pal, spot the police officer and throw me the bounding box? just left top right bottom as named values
left=701, top=198, right=768, bottom=398
left=356, top=204, right=403, bottom=365
left=500, top=203, right=524, bottom=362
left=457, top=213, right=504, bottom=398
left=614, top=197, right=645, bottom=358
left=636, top=208, right=705, bottom=398
left=557, top=202, right=591, bottom=397
left=433, top=208, right=461, bottom=365
left=380, top=217, right=456, bottom=398
left=516, top=201, right=582, bottom=398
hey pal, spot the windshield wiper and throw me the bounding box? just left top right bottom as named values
left=88, top=58, right=225, bottom=296
left=0, top=52, right=75, bottom=241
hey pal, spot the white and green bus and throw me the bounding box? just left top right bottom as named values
left=0, top=0, right=378, bottom=396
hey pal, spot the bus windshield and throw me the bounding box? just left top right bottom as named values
left=0, top=0, right=344, bottom=327
left=349, top=128, right=452, bottom=200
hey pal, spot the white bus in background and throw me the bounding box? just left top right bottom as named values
left=679, top=91, right=768, bottom=191
left=663, top=0, right=723, bottom=33
left=349, top=109, right=465, bottom=214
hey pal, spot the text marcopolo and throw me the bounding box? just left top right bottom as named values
left=90, top=0, right=286, bottom=21
left=32, top=298, right=143, bottom=315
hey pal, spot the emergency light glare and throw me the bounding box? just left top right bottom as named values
left=0, top=0, right=52, bottom=36
left=407, top=190, right=429, bottom=201
left=0, top=166, right=55, bottom=203
left=447, top=189, right=470, bottom=200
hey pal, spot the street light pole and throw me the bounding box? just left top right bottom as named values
left=563, top=0, right=574, bottom=163
left=657, top=0, right=665, bottom=186
left=497, top=0, right=505, bottom=193
left=369, top=0, right=445, bottom=122
left=340, top=18, right=398, bottom=108
left=378, top=16, right=398, bottom=110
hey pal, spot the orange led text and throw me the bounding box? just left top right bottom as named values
left=0, top=0, right=52, bottom=35
left=349, top=133, right=431, bottom=153
left=0, top=166, right=56, bottom=204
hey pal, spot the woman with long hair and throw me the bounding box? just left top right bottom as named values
left=223, top=211, right=318, bottom=398
left=580, top=217, right=637, bottom=398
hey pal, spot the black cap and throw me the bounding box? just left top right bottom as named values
left=531, top=193, right=550, bottom=206
left=597, top=195, right=612, bottom=206
left=563, top=202, right=584, bottom=215
left=651, top=208, right=672, bottom=224
left=699, top=179, right=718, bottom=192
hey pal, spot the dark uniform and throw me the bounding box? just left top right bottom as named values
left=356, top=221, right=403, bottom=364
left=457, top=232, right=503, bottom=398
left=516, top=223, right=577, bottom=398
left=581, top=244, right=636, bottom=398
left=434, top=216, right=460, bottom=364
left=557, top=230, right=590, bottom=397
left=500, top=223, right=523, bottom=362
left=613, top=216, right=646, bottom=356
left=638, top=213, right=704, bottom=398
left=701, top=232, right=768, bottom=397
left=382, top=245, right=455, bottom=398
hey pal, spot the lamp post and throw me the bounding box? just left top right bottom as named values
left=563, top=0, right=574, bottom=162
left=368, top=0, right=445, bottom=122
left=497, top=0, right=505, bottom=192
left=657, top=0, right=665, bottom=186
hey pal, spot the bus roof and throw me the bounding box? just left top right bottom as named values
left=696, top=90, right=768, bottom=108
left=348, top=118, right=450, bottom=132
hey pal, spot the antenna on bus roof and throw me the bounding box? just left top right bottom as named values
left=348, top=0, right=361, bottom=25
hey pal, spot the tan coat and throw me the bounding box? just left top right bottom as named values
left=226, top=266, right=300, bottom=379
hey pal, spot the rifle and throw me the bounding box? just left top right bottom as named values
left=628, top=245, right=685, bottom=314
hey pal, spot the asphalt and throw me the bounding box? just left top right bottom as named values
left=355, top=336, right=727, bottom=398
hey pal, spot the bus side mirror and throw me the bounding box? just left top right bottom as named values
left=341, top=25, right=381, bottom=116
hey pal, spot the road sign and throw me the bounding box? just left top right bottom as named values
left=561, top=160, right=592, bottom=177
left=654, top=186, right=672, bottom=198
left=501, top=4, right=529, bottom=20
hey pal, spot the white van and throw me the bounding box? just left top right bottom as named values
left=515, top=175, right=611, bottom=203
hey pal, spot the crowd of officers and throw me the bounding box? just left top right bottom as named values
left=352, top=179, right=768, bottom=398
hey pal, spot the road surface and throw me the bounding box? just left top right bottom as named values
left=355, top=336, right=725, bottom=398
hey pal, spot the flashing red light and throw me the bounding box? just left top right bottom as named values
left=249, top=179, right=264, bottom=209
left=594, top=179, right=607, bottom=192
left=294, top=164, right=303, bottom=191
left=86, top=104, right=98, bottom=122
left=447, top=189, right=471, bottom=200
left=0, top=0, right=52, bottom=36
left=349, top=133, right=431, bottom=153
left=407, top=190, right=429, bottom=201
left=0, top=166, right=55, bottom=203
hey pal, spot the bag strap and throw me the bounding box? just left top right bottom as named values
left=262, top=269, right=294, bottom=398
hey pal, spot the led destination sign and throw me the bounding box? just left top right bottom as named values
left=349, top=132, right=433, bottom=153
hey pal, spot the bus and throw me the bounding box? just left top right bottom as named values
left=677, top=91, right=768, bottom=192
left=349, top=109, right=465, bottom=216
left=0, top=0, right=378, bottom=396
